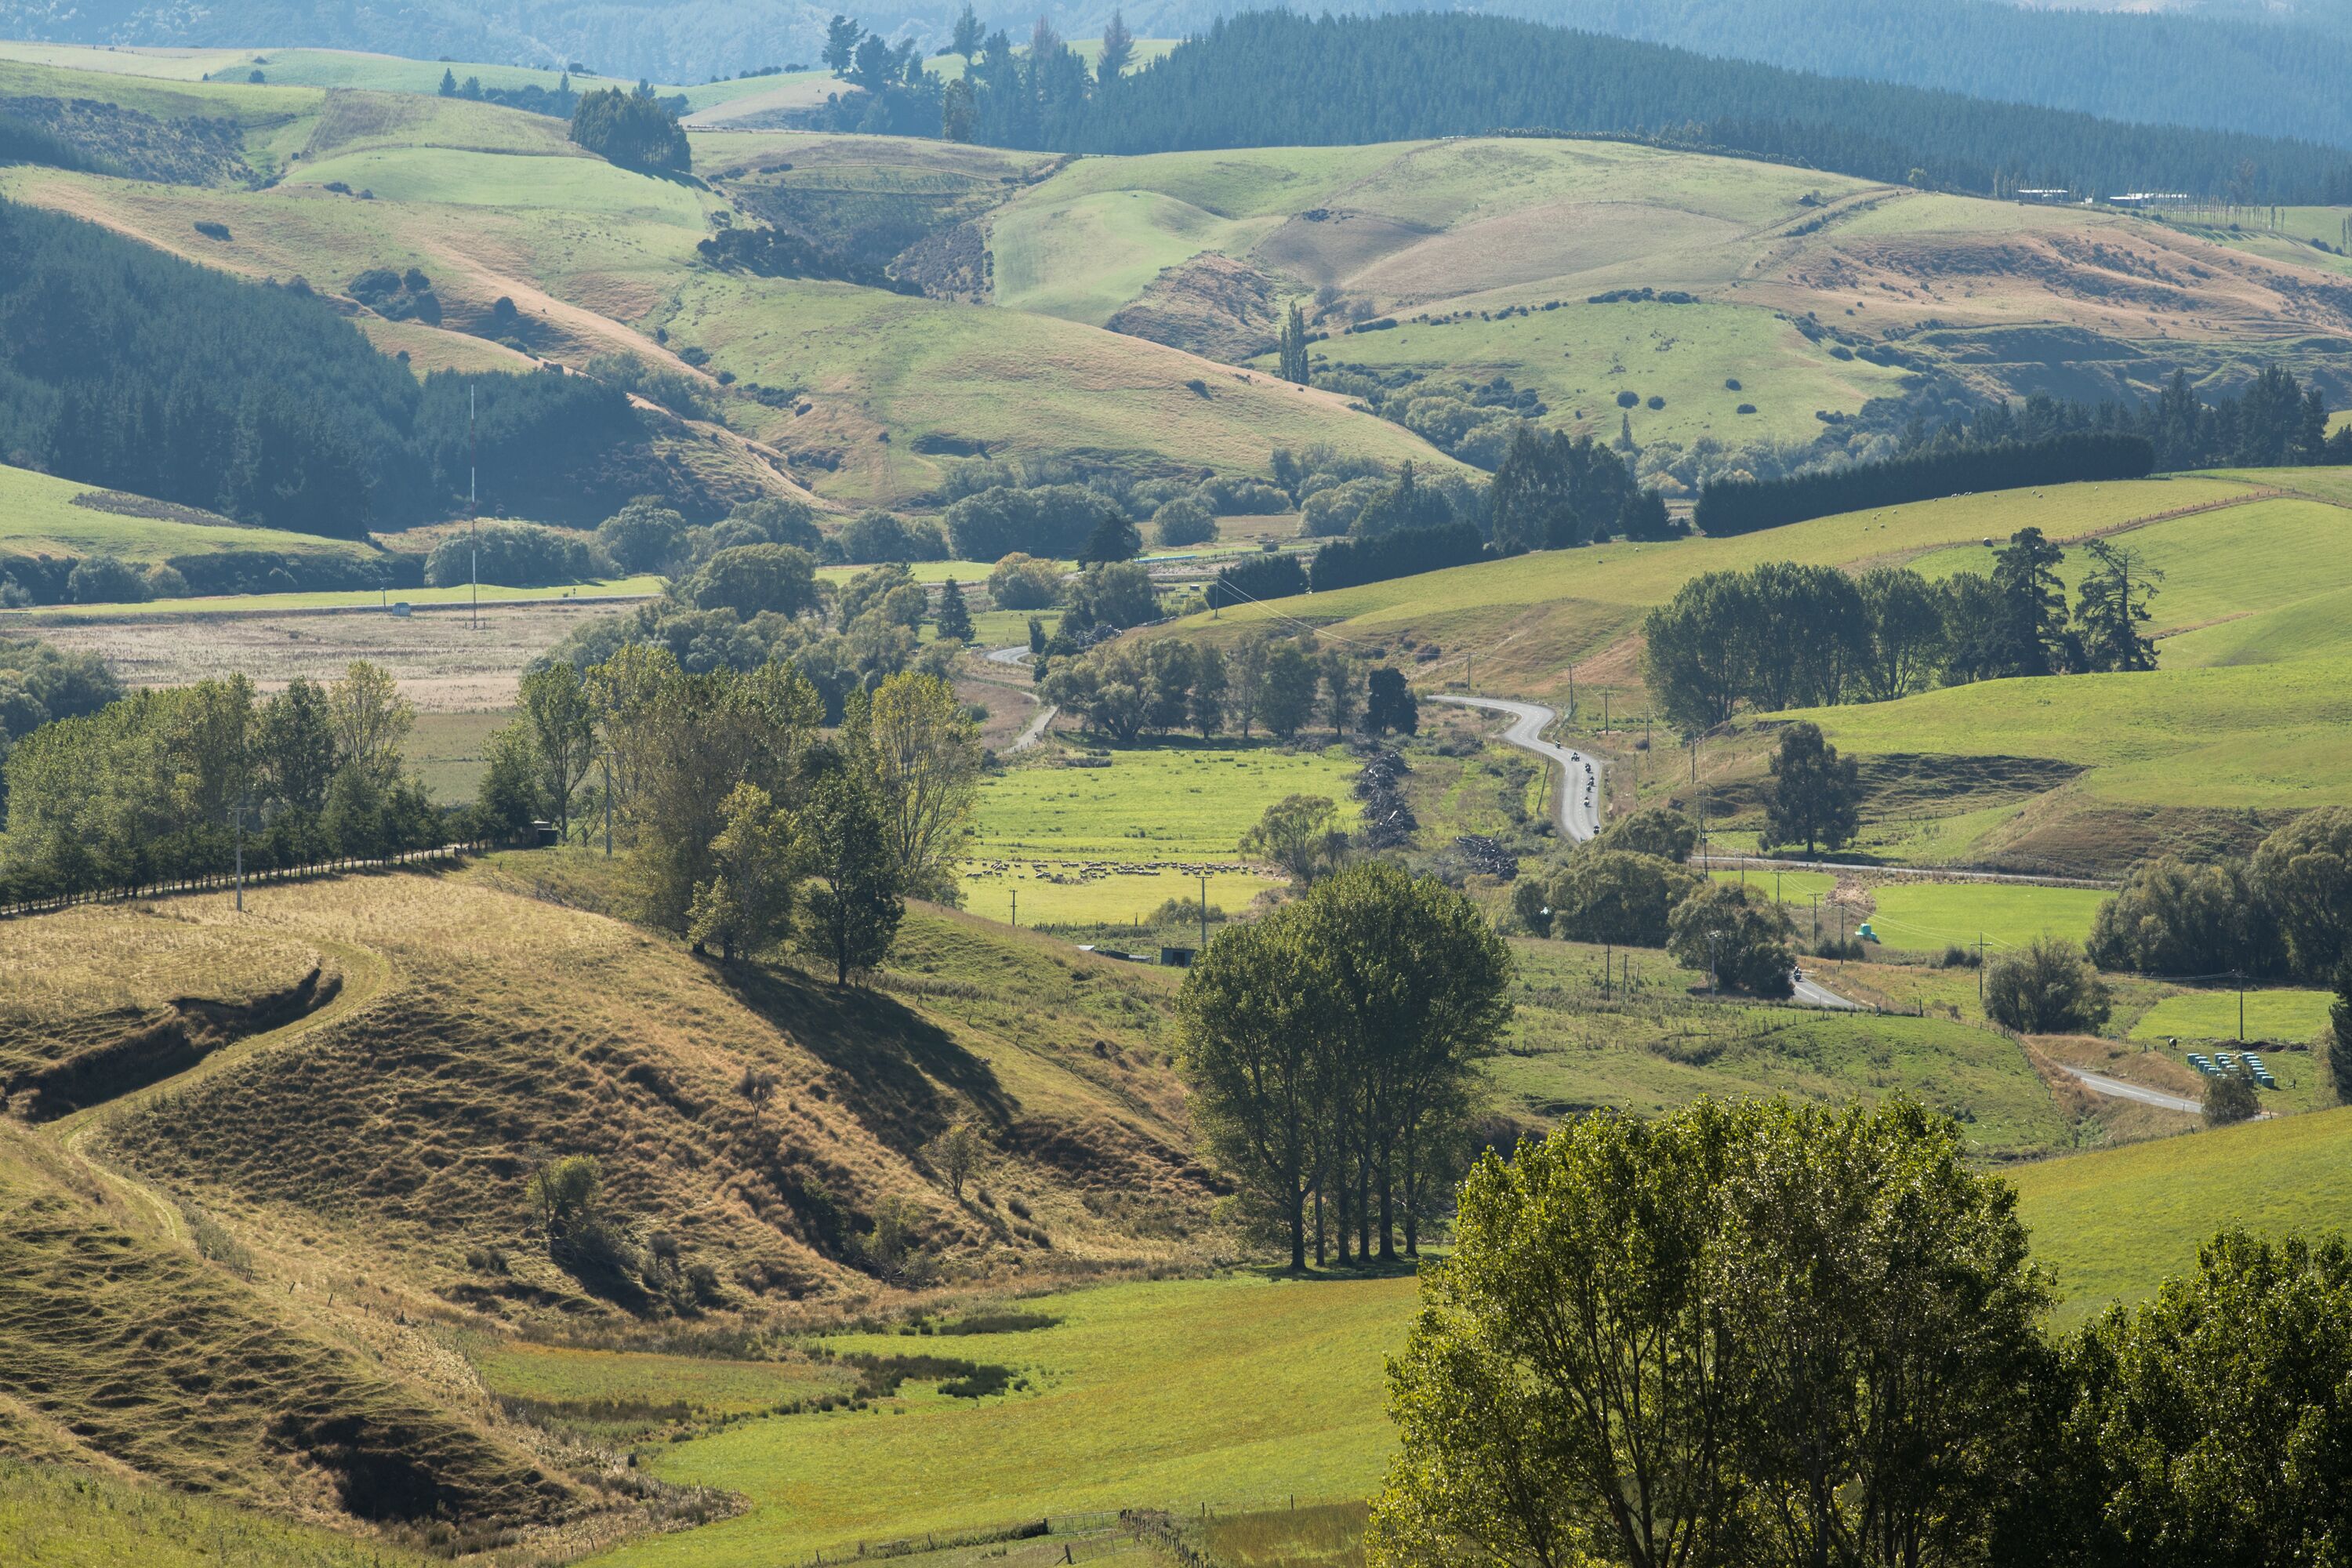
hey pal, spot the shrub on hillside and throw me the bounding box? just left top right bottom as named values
left=65, top=554, right=151, bottom=604
left=1195, top=476, right=1289, bottom=514
left=2203, top=1070, right=2260, bottom=1127
left=987, top=553, right=1062, bottom=609
left=840, top=509, right=949, bottom=564
left=1299, top=476, right=1387, bottom=537
left=2251, top=806, right=2352, bottom=980
left=1594, top=805, right=1699, bottom=862
left=1666, top=881, right=1794, bottom=997
left=1541, top=849, right=1697, bottom=947
left=687, top=543, right=821, bottom=619
left=1152, top=496, right=1218, bottom=548
left=946, top=484, right=1121, bottom=561
left=1984, top=936, right=2111, bottom=1034
left=568, top=85, right=689, bottom=172
left=594, top=497, right=691, bottom=573
left=424, top=522, right=597, bottom=588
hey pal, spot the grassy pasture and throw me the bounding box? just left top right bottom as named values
left=2011, top=1106, right=2352, bottom=1323
left=1860, top=881, right=2109, bottom=954
left=1496, top=939, right=2071, bottom=1156
left=6, top=575, right=660, bottom=618
left=612, top=1272, right=1414, bottom=1568
left=1294, top=300, right=1910, bottom=451
left=2126, top=989, right=2335, bottom=1044
left=0, top=462, right=381, bottom=572
left=970, top=744, right=1359, bottom=864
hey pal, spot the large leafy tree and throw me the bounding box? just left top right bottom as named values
left=847, top=672, right=982, bottom=904
left=566, top=85, right=689, bottom=172
left=2073, top=539, right=2163, bottom=673
left=1991, top=526, right=2073, bottom=677
left=1370, top=1098, right=2049, bottom=1568
left=796, top=750, right=904, bottom=984
left=1762, top=720, right=1861, bottom=856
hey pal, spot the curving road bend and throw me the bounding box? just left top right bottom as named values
left=985, top=644, right=1033, bottom=666
left=2057, top=1065, right=2201, bottom=1115
left=1433, top=695, right=1604, bottom=842
left=1438, top=693, right=1867, bottom=1011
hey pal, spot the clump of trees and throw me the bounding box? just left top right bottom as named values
left=1041, top=630, right=1413, bottom=746
left=1696, top=430, right=2154, bottom=535
left=424, top=521, right=598, bottom=589
left=1369, top=1097, right=2352, bottom=1568
left=1668, top=880, right=1798, bottom=997
left=1178, top=862, right=1512, bottom=1269
left=1984, top=935, right=2113, bottom=1034
left=1, top=661, right=441, bottom=903
left=1642, top=530, right=2162, bottom=734
left=568, top=84, right=689, bottom=172
left=485, top=649, right=978, bottom=980
left=2088, top=807, right=2352, bottom=983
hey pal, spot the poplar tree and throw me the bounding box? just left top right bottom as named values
left=1278, top=302, right=1310, bottom=385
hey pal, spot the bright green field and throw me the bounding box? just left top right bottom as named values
left=2127, top=989, right=2335, bottom=1045
left=970, top=744, right=1360, bottom=863
left=992, top=190, right=1274, bottom=323
left=607, top=1272, right=1414, bottom=1567
left=0, top=463, right=381, bottom=571
left=2012, top=1106, right=2352, bottom=1322
left=1708, top=868, right=1839, bottom=906
left=466, top=1338, right=852, bottom=1417
left=1862, top=882, right=2110, bottom=954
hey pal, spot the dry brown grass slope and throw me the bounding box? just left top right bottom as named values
left=60, top=859, right=1209, bottom=1328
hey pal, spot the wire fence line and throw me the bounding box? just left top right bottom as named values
left=0, top=840, right=488, bottom=921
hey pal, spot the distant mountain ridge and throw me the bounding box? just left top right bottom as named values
left=6, top=0, right=2352, bottom=150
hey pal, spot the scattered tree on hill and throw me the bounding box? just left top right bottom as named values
left=825, top=14, right=862, bottom=74
left=1363, top=666, right=1417, bottom=737
left=1853, top=565, right=1950, bottom=701
left=1537, top=848, right=1697, bottom=947
left=1320, top=652, right=1361, bottom=740
left=950, top=4, right=983, bottom=59
left=519, top=662, right=597, bottom=842
left=848, top=672, right=982, bottom=904
left=1061, top=560, right=1158, bottom=632
left=988, top=553, right=1062, bottom=610
left=1595, top=805, right=1699, bottom=862
left=689, top=544, right=822, bottom=620
left=1762, top=720, right=1861, bottom=856
left=736, top=1065, right=779, bottom=1127
left=439, top=68, right=457, bottom=96
left=2087, top=855, right=2278, bottom=978
left=2329, top=957, right=2352, bottom=1106
left=797, top=751, right=904, bottom=983
left=2202, top=1068, right=2260, bottom=1127
left=688, top=782, right=800, bottom=960
left=1992, top=526, right=2073, bottom=677
left=1258, top=640, right=1320, bottom=739
left=1278, top=302, right=1310, bottom=386
left=2074, top=539, right=2164, bottom=673
left=568, top=85, right=689, bottom=172
left=1370, top=1097, right=2047, bottom=1568
left=923, top=1121, right=989, bottom=1200
left=1152, top=495, right=1218, bottom=548
left=933, top=576, right=974, bottom=643
left=1984, top=936, right=2111, bottom=1033
left=595, top=497, right=691, bottom=574
left=1097, top=9, right=1135, bottom=84
left=1079, top=512, right=1142, bottom=564
left=2250, top=805, right=2352, bottom=978
left=1667, top=881, right=1795, bottom=997
left=1240, top=794, right=1348, bottom=885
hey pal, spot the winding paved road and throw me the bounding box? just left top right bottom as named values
left=2057, top=1065, right=2202, bottom=1115
left=1441, top=693, right=1867, bottom=1011
left=1432, top=695, right=1604, bottom=842
left=985, top=644, right=1033, bottom=666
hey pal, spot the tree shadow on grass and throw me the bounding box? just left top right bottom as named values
left=715, top=960, right=1012, bottom=1153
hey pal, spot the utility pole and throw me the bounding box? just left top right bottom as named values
left=1568, top=670, right=1575, bottom=724
left=1604, top=941, right=1612, bottom=999
left=469, top=383, right=480, bottom=632
left=1602, top=692, right=1609, bottom=732
left=1465, top=651, right=1473, bottom=693
left=1011, top=889, right=1018, bottom=930
left=2237, top=967, right=2245, bottom=1042
left=1977, top=933, right=1987, bottom=1000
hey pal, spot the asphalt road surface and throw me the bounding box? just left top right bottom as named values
left=985, top=644, right=1032, bottom=666
left=1790, top=971, right=1863, bottom=1010
left=2058, top=1065, right=2203, bottom=1115
left=1433, top=695, right=1603, bottom=842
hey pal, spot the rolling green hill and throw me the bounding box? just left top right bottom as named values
left=0, top=463, right=383, bottom=576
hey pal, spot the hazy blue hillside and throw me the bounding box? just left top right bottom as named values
left=6, top=0, right=2352, bottom=148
